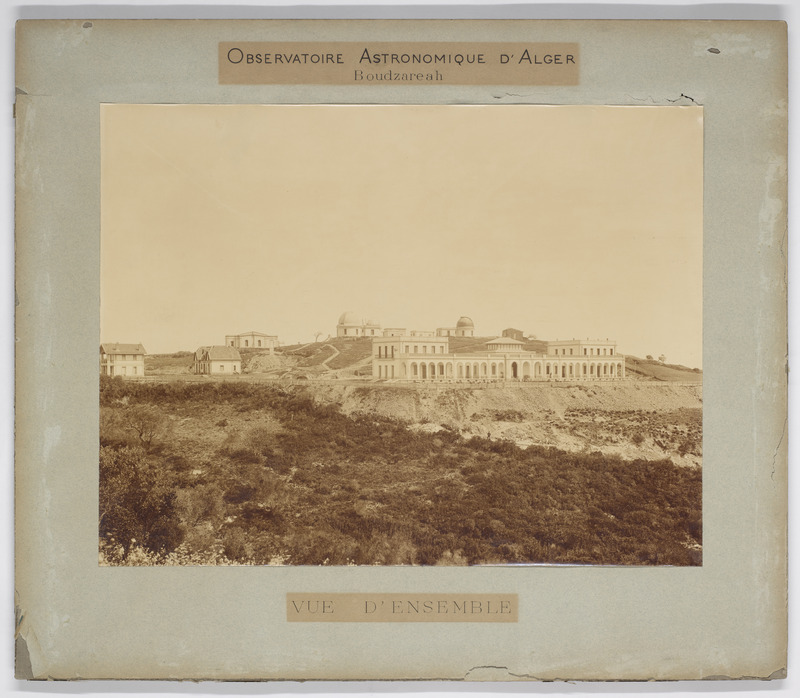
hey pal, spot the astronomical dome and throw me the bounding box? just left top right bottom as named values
left=338, top=311, right=361, bottom=326
left=456, top=316, right=474, bottom=329
left=365, top=319, right=381, bottom=328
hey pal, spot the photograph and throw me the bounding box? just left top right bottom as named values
left=99, top=103, right=703, bottom=567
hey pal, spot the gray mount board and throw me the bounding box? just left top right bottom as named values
left=14, top=19, right=787, bottom=680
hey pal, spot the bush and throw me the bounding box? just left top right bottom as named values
left=121, top=404, right=172, bottom=451
left=99, top=446, right=184, bottom=560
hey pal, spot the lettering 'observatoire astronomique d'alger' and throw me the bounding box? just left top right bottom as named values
left=218, top=42, right=580, bottom=85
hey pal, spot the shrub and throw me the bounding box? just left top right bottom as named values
left=222, top=527, right=250, bottom=562
left=99, top=446, right=184, bottom=560
left=121, top=404, right=172, bottom=451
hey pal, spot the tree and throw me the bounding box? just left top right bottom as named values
left=658, top=354, right=666, bottom=363
left=99, top=446, right=184, bottom=560
left=122, top=404, right=170, bottom=451
left=646, top=355, right=654, bottom=361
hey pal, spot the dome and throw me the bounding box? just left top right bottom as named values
left=456, top=316, right=474, bottom=328
left=365, top=319, right=381, bottom=328
left=338, top=311, right=361, bottom=326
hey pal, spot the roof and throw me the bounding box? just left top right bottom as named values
left=338, top=311, right=361, bottom=326
left=487, top=337, right=525, bottom=345
left=205, top=346, right=242, bottom=361
left=100, top=343, right=145, bottom=355
left=548, top=338, right=615, bottom=345
left=229, top=331, right=277, bottom=338
left=456, top=316, right=474, bottom=328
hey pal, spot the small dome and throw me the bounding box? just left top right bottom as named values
left=338, top=311, right=361, bottom=326
left=456, top=316, right=474, bottom=328
left=365, top=319, right=381, bottom=327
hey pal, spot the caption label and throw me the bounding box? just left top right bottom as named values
left=286, top=593, right=518, bottom=622
left=220, top=42, right=578, bottom=85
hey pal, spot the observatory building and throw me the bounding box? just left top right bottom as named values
left=336, top=312, right=382, bottom=339
left=371, top=320, right=624, bottom=382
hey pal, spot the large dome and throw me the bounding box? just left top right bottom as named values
left=456, top=316, right=474, bottom=329
left=338, top=311, right=361, bottom=326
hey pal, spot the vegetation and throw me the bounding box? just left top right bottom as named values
left=562, top=408, right=702, bottom=456
left=99, top=376, right=702, bottom=567
left=625, top=356, right=702, bottom=382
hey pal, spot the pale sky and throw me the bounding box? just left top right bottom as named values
left=101, top=104, right=703, bottom=367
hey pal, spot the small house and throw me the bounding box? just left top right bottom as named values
left=100, top=343, right=146, bottom=377
left=194, top=346, right=242, bottom=375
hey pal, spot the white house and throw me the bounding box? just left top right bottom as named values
left=193, top=346, right=242, bottom=375
left=100, top=343, right=146, bottom=377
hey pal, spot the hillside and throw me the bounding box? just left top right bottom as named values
left=625, top=356, right=702, bottom=382
left=144, top=352, right=194, bottom=374
left=306, top=381, right=702, bottom=468
left=99, top=378, right=702, bottom=567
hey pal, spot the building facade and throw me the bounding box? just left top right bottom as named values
left=100, top=343, right=146, bottom=377
left=225, top=331, right=277, bottom=354
left=435, top=316, right=475, bottom=337
left=372, top=333, right=624, bottom=382
left=337, top=312, right=382, bottom=338
left=547, top=338, right=617, bottom=358
left=193, top=346, right=242, bottom=375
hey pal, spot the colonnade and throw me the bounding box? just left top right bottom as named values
left=374, top=357, right=625, bottom=381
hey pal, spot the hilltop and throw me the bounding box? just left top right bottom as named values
left=145, top=338, right=701, bottom=384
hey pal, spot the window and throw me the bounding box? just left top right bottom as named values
left=133, top=367, right=138, bottom=375
left=584, top=348, right=587, bottom=355
left=258, top=340, right=262, bottom=347
left=610, top=348, right=614, bottom=355
left=570, top=348, right=573, bottom=355
left=231, top=341, right=234, bottom=346
left=245, top=340, right=249, bottom=347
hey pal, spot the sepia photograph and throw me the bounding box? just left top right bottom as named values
left=99, top=103, right=703, bottom=567
left=15, top=15, right=788, bottom=682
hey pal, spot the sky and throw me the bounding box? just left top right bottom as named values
left=101, top=103, right=703, bottom=367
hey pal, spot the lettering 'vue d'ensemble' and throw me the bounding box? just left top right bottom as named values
left=100, top=312, right=625, bottom=382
